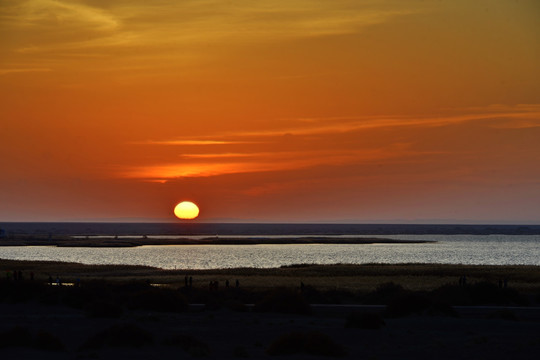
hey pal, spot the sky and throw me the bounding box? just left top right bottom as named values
left=1, top=0, right=539, bottom=223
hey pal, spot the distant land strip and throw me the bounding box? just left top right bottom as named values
left=0, top=236, right=435, bottom=247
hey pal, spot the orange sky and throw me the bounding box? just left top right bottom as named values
left=1, top=0, right=539, bottom=223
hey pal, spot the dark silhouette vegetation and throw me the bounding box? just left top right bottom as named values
left=345, top=312, right=386, bottom=329
left=0, top=276, right=535, bottom=319
left=1, top=261, right=540, bottom=358
left=80, top=323, right=153, bottom=349
left=0, top=326, right=64, bottom=351
left=254, top=287, right=312, bottom=314
left=163, top=333, right=211, bottom=357
left=267, top=331, right=346, bottom=357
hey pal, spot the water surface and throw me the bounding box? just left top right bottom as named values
left=1, top=234, right=538, bottom=269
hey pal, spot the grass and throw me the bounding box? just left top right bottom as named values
left=1, top=276, right=533, bottom=321
left=3, top=259, right=540, bottom=293
left=0, top=260, right=540, bottom=302
left=1, top=259, right=540, bottom=311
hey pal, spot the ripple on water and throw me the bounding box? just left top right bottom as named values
left=1, top=235, right=539, bottom=269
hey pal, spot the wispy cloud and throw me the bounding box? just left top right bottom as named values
left=12, top=0, right=119, bottom=30
left=134, top=140, right=249, bottom=146
left=1, top=0, right=421, bottom=72
left=118, top=144, right=431, bottom=180
left=120, top=104, right=540, bottom=181
left=277, top=105, right=540, bottom=134
left=491, top=121, right=540, bottom=129
left=140, top=104, right=540, bottom=144
left=0, top=67, right=52, bottom=75
left=180, top=153, right=263, bottom=159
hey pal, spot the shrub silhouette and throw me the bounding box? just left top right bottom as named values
left=0, top=326, right=33, bottom=348
left=301, top=286, right=357, bottom=304
left=233, top=345, right=249, bottom=357
left=85, top=300, right=123, bottom=318
left=164, top=333, right=210, bottom=357
left=385, top=292, right=456, bottom=318
left=424, top=300, right=458, bottom=317
left=432, top=284, right=471, bottom=305
left=0, top=281, right=46, bottom=303
left=488, top=309, right=519, bottom=321
left=267, top=331, right=346, bottom=357
left=254, top=288, right=311, bottom=314
left=364, top=282, right=405, bottom=304
left=0, top=327, right=64, bottom=351
left=469, top=282, right=528, bottom=305
left=81, top=323, right=153, bottom=349
left=345, top=312, right=385, bottom=329
left=127, top=288, right=188, bottom=312
left=33, top=331, right=64, bottom=351
left=469, top=282, right=502, bottom=304
left=385, top=292, right=432, bottom=317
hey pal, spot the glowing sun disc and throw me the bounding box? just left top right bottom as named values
left=174, top=201, right=200, bottom=220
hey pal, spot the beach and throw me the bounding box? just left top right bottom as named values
left=1, top=259, right=540, bottom=359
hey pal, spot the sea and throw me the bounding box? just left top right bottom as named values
left=1, top=223, right=539, bottom=269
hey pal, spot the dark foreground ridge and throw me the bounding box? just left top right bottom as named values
left=1, top=260, right=540, bottom=359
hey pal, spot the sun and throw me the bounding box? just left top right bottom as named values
left=174, top=201, right=200, bottom=220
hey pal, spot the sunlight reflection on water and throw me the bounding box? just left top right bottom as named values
left=1, top=235, right=539, bottom=269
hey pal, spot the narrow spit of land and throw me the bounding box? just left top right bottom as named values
left=0, top=236, right=434, bottom=247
